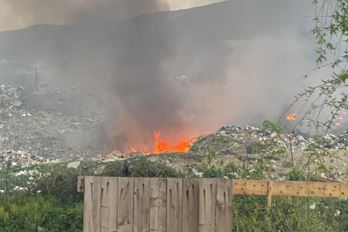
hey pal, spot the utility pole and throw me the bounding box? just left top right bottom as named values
left=34, top=65, right=39, bottom=87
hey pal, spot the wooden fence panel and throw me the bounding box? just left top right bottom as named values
left=167, top=178, right=183, bottom=232
left=183, top=179, right=199, bottom=232
left=100, top=177, right=110, bottom=232
left=134, top=178, right=151, bottom=232
left=79, top=177, right=348, bottom=232
left=117, top=178, right=134, bottom=232
left=149, top=178, right=160, bottom=232
left=215, top=179, right=232, bottom=232
left=108, top=177, right=118, bottom=232
left=83, top=176, right=102, bottom=232
left=199, top=179, right=217, bottom=232
left=83, top=176, right=93, bottom=232
left=80, top=177, right=234, bottom=232
left=158, top=178, right=167, bottom=232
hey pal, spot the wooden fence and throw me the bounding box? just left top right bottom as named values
left=78, top=177, right=232, bottom=232
left=232, top=179, right=348, bottom=207
left=78, top=177, right=348, bottom=232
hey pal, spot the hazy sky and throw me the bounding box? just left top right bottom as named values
left=0, top=0, right=223, bottom=31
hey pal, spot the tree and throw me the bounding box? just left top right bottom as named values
left=296, top=0, right=348, bottom=132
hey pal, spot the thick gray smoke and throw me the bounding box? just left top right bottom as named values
left=0, top=0, right=319, bottom=152
left=0, top=0, right=168, bottom=30
left=105, top=11, right=186, bottom=151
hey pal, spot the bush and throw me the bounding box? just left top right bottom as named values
left=232, top=196, right=340, bottom=232
left=103, top=157, right=182, bottom=177
left=0, top=195, right=83, bottom=232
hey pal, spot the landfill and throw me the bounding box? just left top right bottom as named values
left=0, top=84, right=347, bottom=177
left=0, top=84, right=105, bottom=162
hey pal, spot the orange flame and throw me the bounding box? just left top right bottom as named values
left=154, top=131, right=191, bottom=153
left=128, top=131, right=192, bottom=154
left=286, top=113, right=297, bottom=121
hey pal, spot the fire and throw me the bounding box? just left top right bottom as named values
left=153, top=131, right=191, bottom=153
left=128, top=131, right=193, bottom=154
left=286, top=113, right=297, bottom=121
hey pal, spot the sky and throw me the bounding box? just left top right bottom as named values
left=0, top=0, right=223, bottom=31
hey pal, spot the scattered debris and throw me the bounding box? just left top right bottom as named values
left=0, top=84, right=106, bottom=159
left=0, top=150, right=47, bottom=170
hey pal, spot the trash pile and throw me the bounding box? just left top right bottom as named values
left=0, top=84, right=106, bottom=159
left=0, top=150, right=48, bottom=170
left=211, top=124, right=348, bottom=154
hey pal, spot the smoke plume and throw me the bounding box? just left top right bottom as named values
left=0, top=0, right=319, bottom=152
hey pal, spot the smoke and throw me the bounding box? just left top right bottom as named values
left=0, top=0, right=168, bottom=31
left=0, top=0, right=223, bottom=31
left=105, top=13, right=185, bottom=151
left=0, top=0, right=320, bottom=152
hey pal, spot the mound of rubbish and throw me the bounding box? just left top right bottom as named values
left=191, top=124, right=348, bottom=156
left=0, top=150, right=49, bottom=170
left=0, top=84, right=106, bottom=159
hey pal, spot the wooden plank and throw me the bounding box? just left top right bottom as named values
left=83, top=177, right=93, bottom=232
left=97, top=177, right=118, bottom=232
left=134, top=178, right=151, bottom=232
left=167, top=178, right=183, bottom=232
left=133, top=178, right=141, bottom=232
left=93, top=177, right=102, bottom=232
left=108, top=177, right=118, bottom=232
left=183, top=179, right=199, bottom=232
left=215, top=179, right=232, bottom=232
left=232, top=180, right=348, bottom=197
left=324, top=182, right=348, bottom=197
left=158, top=178, right=167, bottom=232
left=117, top=177, right=134, bottom=232
left=149, top=178, right=160, bottom=232
left=141, top=178, right=151, bottom=232
left=232, top=180, right=268, bottom=196
left=198, top=179, right=217, bottom=232
left=83, top=176, right=102, bottom=232
left=100, top=177, right=110, bottom=232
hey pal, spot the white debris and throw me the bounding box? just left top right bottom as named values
left=309, top=203, right=316, bottom=210
left=67, top=161, right=80, bottom=169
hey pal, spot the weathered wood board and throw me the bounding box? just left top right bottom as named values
left=78, top=177, right=233, bottom=232
left=232, top=180, right=348, bottom=197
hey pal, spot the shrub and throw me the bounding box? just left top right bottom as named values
left=103, top=157, right=182, bottom=177
left=0, top=195, right=83, bottom=232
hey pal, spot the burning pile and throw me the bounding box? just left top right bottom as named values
left=129, top=131, right=194, bottom=154
left=153, top=131, right=191, bottom=153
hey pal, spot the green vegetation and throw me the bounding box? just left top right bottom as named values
left=199, top=161, right=348, bottom=232
left=0, top=195, right=83, bottom=232
left=0, top=153, right=347, bottom=231
left=0, top=157, right=184, bottom=232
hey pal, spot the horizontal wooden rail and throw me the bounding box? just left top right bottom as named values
left=78, top=177, right=348, bottom=208
left=79, top=177, right=348, bottom=197
left=232, top=179, right=348, bottom=197
left=232, top=179, right=348, bottom=208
